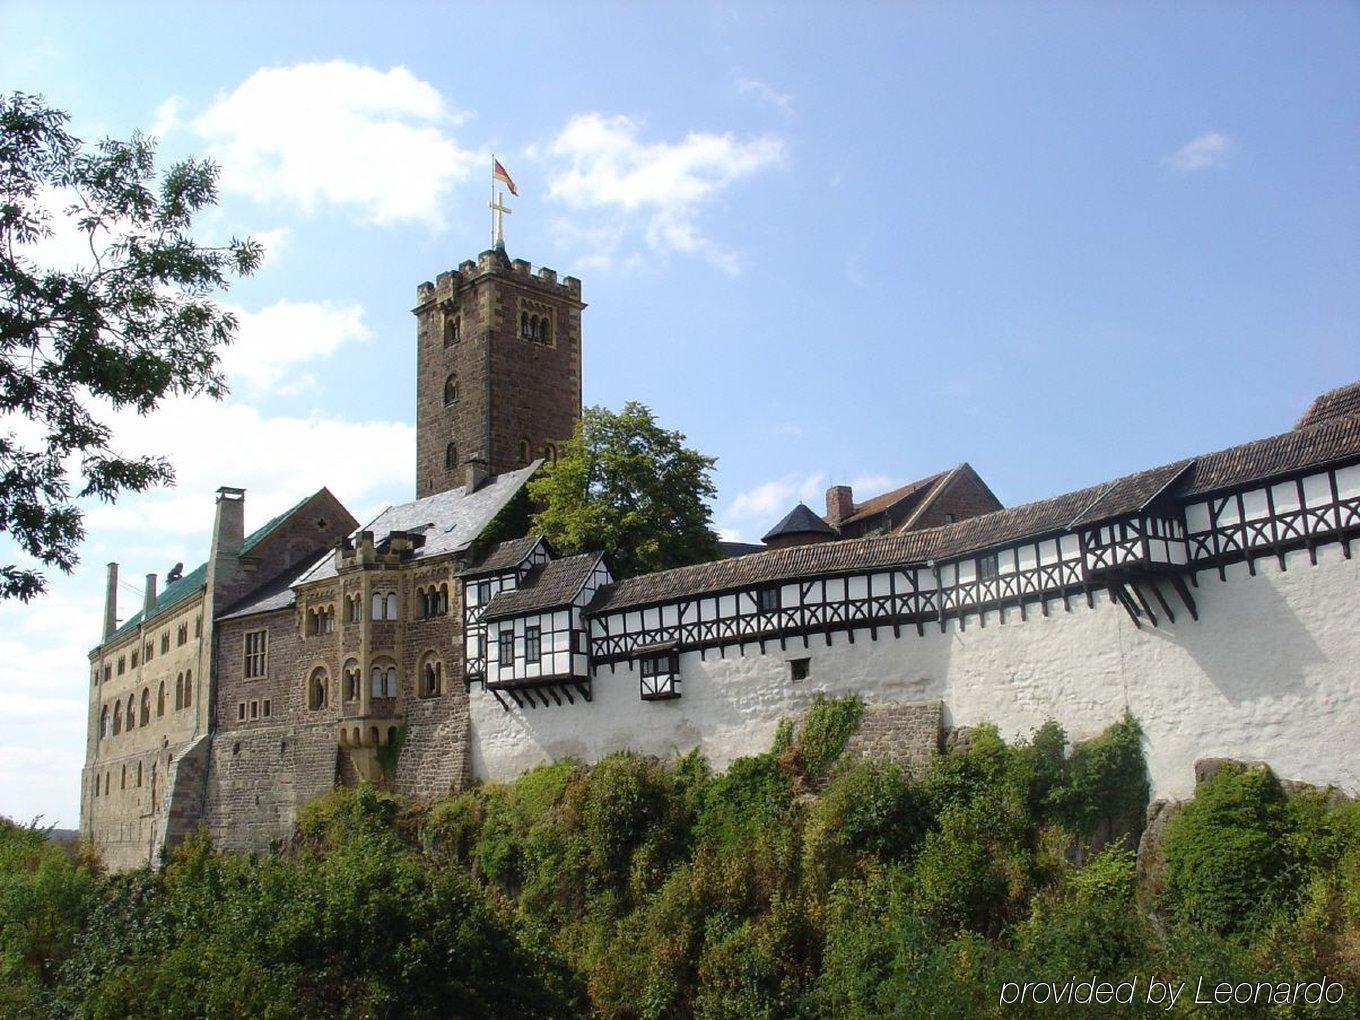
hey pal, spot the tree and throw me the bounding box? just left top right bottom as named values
left=527, top=402, right=720, bottom=577
left=0, top=92, right=260, bottom=601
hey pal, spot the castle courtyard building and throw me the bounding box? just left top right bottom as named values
left=82, top=245, right=1360, bottom=866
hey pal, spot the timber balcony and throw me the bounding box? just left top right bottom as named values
left=1078, top=514, right=1198, bottom=630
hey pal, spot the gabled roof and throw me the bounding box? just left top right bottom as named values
left=459, top=535, right=548, bottom=578
left=762, top=503, right=837, bottom=542
left=482, top=552, right=607, bottom=620
left=217, top=559, right=312, bottom=621
left=837, top=471, right=948, bottom=527
left=297, top=462, right=540, bottom=586
left=1294, top=380, right=1360, bottom=430
left=99, top=492, right=324, bottom=647
left=588, top=383, right=1360, bottom=615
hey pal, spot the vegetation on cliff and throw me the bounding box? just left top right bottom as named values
left=3, top=704, right=1358, bottom=1018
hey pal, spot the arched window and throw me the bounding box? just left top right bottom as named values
left=438, top=584, right=449, bottom=616
left=543, top=442, right=557, bottom=464
left=140, top=688, right=150, bottom=727
left=184, top=670, right=192, bottom=708
left=386, top=592, right=398, bottom=620
left=308, top=668, right=328, bottom=711
left=100, top=706, right=109, bottom=738
left=386, top=666, right=398, bottom=697
left=520, top=311, right=529, bottom=337
left=175, top=672, right=184, bottom=710
left=540, top=317, right=551, bottom=344
left=443, top=373, right=459, bottom=405
left=136, top=762, right=143, bottom=787
left=371, top=592, right=384, bottom=619
left=443, top=314, right=460, bottom=347
left=420, top=660, right=442, bottom=698
left=126, top=694, right=136, bottom=730
left=445, top=443, right=458, bottom=471
left=157, top=681, right=165, bottom=717
left=343, top=661, right=360, bottom=702
left=519, top=438, right=530, bottom=464
left=120, top=765, right=126, bottom=790
left=113, top=700, right=122, bottom=735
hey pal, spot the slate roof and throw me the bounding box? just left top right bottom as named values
left=762, top=503, right=837, bottom=542
left=100, top=492, right=318, bottom=647
left=588, top=386, right=1360, bottom=614
left=297, top=462, right=540, bottom=585
left=1294, top=380, right=1360, bottom=430
left=217, top=559, right=316, bottom=621
left=482, top=552, right=607, bottom=620
left=459, top=535, right=547, bottom=578
left=718, top=541, right=765, bottom=558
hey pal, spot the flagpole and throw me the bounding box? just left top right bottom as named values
left=489, top=153, right=496, bottom=249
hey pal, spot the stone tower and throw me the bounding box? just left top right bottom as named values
left=413, top=248, right=584, bottom=497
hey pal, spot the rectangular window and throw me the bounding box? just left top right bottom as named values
left=757, top=587, right=780, bottom=613
left=161, top=633, right=169, bottom=654
left=263, top=699, right=272, bottom=718
left=477, top=580, right=492, bottom=606
left=117, top=657, right=125, bottom=675
left=130, top=650, right=139, bottom=668
left=498, top=630, right=514, bottom=666
left=243, top=630, right=268, bottom=679
left=789, top=657, right=811, bottom=682
left=524, top=625, right=541, bottom=663
left=104, top=666, right=111, bottom=682
left=250, top=700, right=259, bottom=719
left=574, top=630, right=587, bottom=654
left=238, top=703, right=246, bottom=721
left=978, top=553, right=999, bottom=580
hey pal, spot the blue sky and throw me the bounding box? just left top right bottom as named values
left=2, top=2, right=1357, bottom=826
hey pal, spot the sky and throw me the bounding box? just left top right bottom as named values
left=1, top=2, right=1357, bottom=827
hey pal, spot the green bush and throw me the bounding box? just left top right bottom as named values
left=10, top=713, right=1359, bottom=1017
left=1160, top=763, right=1291, bottom=934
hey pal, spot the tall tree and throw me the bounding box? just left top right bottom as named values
left=0, top=92, right=260, bottom=601
left=528, top=402, right=721, bottom=578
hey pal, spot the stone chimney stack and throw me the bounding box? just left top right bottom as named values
left=463, top=455, right=490, bottom=493
left=103, top=562, right=118, bottom=640
left=826, top=485, right=855, bottom=527
left=213, top=487, right=246, bottom=554
left=143, top=573, right=158, bottom=619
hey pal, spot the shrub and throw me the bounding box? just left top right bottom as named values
left=782, top=694, right=862, bottom=784
left=1160, top=763, right=1290, bottom=934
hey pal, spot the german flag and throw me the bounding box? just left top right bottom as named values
left=492, top=158, right=518, bottom=197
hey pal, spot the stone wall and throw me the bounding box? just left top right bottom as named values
left=470, top=543, right=1360, bottom=802
left=843, top=700, right=943, bottom=776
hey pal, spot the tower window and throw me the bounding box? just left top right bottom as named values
left=519, top=438, right=530, bottom=465
left=445, top=443, right=458, bottom=470
left=443, top=314, right=460, bottom=347
left=543, top=443, right=557, bottom=464
left=443, top=374, right=459, bottom=405
left=520, top=311, right=530, bottom=337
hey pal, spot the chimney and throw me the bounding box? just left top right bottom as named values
left=103, top=562, right=119, bottom=640
left=213, top=487, right=246, bottom=554
left=463, top=455, right=490, bottom=493
left=143, top=573, right=158, bottom=619
left=826, top=485, right=855, bottom=526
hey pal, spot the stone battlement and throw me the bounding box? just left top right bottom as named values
left=416, top=248, right=582, bottom=307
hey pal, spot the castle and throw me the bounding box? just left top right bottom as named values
left=81, top=244, right=1360, bottom=870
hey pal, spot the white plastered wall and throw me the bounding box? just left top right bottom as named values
left=469, top=543, right=1360, bottom=801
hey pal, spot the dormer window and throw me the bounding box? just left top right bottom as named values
left=443, top=374, right=459, bottom=405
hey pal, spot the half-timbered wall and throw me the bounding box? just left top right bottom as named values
left=484, top=558, right=612, bottom=685
left=461, top=541, right=551, bottom=684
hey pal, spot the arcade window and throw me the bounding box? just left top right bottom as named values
left=243, top=630, right=268, bottom=679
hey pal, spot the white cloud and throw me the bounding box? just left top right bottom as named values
left=736, top=77, right=793, bottom=117
left=1164, top=131, right=1232, bottom=172
left=83, top=398, right=413, bottom=539
left=719, top=471, right=825, bottom=541
left=150, top=96, right=186, bottom=139
left=195, top=61, right=478, bottom=226
left=220, top=299, right=370, bottom=396
left=544, top=112, right=784, bottom=273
